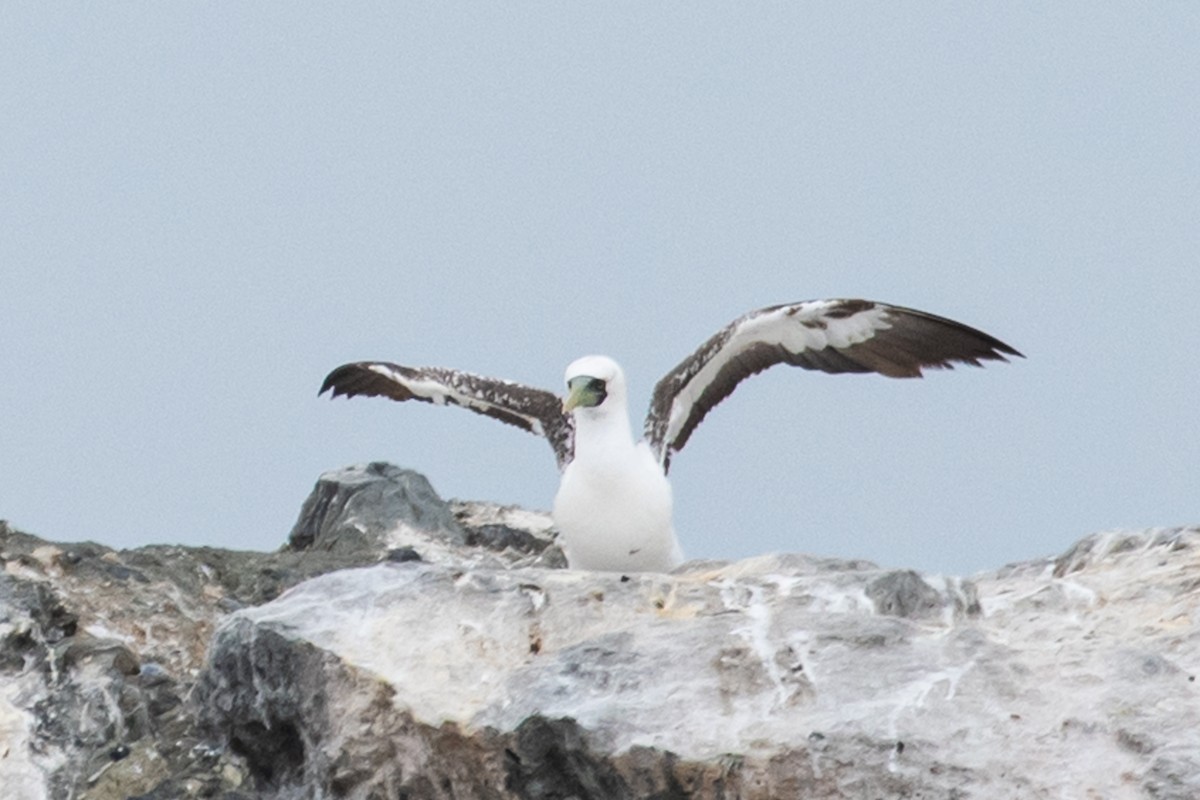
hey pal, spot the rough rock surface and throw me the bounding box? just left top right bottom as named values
left=2, top=462, right=1198, bottom=799
left=196, top=530, right=1200, bottom=800
left=0, top=464, right=557, bottom=800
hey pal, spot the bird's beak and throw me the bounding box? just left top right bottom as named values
left=562, top=385, right=585, bottom=414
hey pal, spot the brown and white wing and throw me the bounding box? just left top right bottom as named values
left=644, top=299, right=1022, bottom=472
left=320, top=362, right=574, bottom=470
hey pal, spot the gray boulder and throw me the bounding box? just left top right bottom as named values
left=287, top=462, right=564, bottom=569
left=287, top=462, right=468, bottom=552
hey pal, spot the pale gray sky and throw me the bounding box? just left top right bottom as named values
left=2, top=4, right=1197, bottom=575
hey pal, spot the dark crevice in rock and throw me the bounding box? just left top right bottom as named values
left=505, top=716, right=629, bottom=800
left=229, top=719, right=306, bottom=787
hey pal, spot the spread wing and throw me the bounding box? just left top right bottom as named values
left=644, top=299, right=1022, bottom=472
left=320, top=362, right=574, bottom=470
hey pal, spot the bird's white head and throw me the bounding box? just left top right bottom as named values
left=562, top=355, right=626, bottom=417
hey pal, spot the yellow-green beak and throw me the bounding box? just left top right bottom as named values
left=562, top=383, right=586, bottom=413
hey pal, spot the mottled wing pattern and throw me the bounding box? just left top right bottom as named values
left=644, top=299, right=1022, bottom=472
left=320, top=362, right=575, bottom=469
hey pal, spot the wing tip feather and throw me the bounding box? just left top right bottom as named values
left=319, top=366, right=346, bottom=398
left=319, top=362, right=392, bottom=400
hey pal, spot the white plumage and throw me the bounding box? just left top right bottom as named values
left=552, top=356, right=682, bottom=571
left=320, top=298, right=1021, bottom=572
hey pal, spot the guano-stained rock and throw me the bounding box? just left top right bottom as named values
left=197, top=528, right=1200, bottom=799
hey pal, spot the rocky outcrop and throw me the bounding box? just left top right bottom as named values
left=0, top=464, right=557, bottom=799
left=2, top=463, right=1198, bottom=799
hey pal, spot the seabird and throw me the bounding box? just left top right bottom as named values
left=320, top=299, right=1021, bottom=572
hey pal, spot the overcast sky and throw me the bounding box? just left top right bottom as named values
left=2, top=4, right=1197, bottom=576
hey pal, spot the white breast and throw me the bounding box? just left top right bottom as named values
left=553, top=441, right=682, bottom=572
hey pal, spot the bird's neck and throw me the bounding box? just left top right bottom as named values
left=572, top=408, right=638, bottom=463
